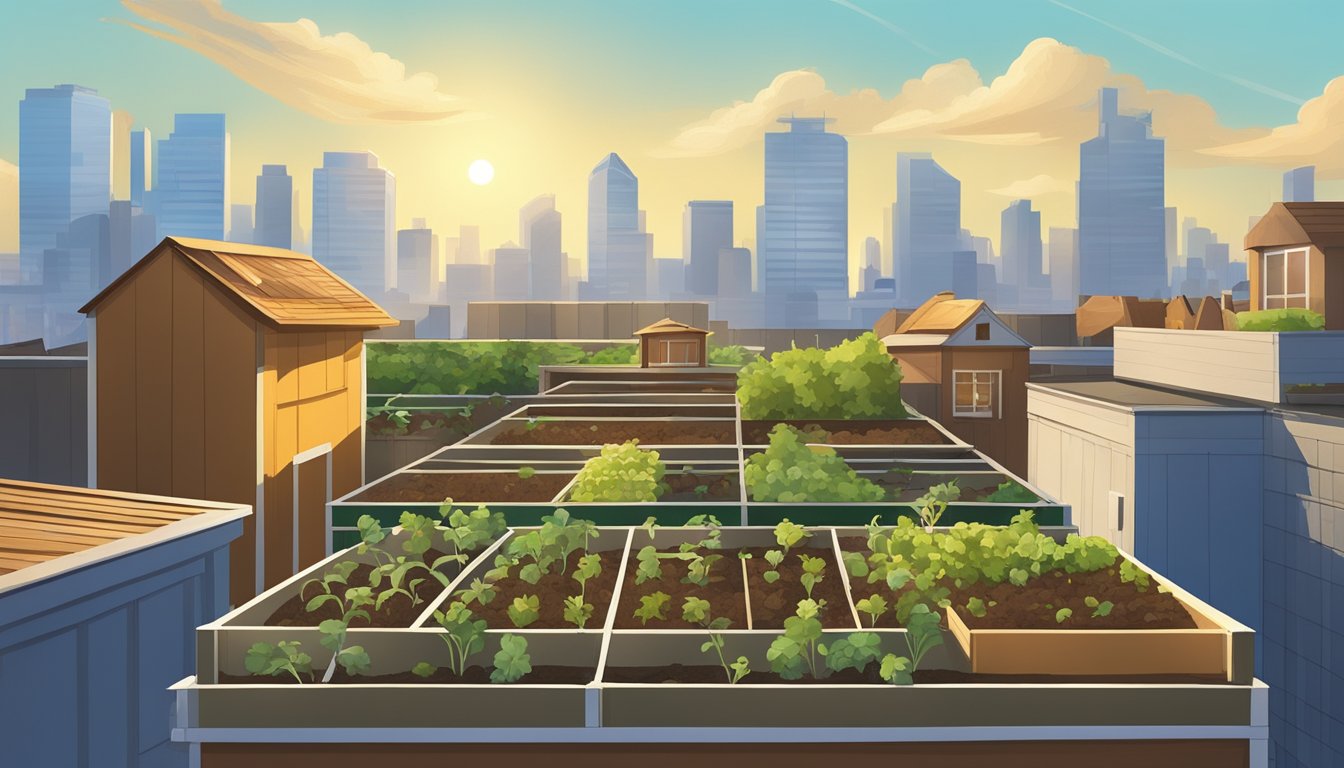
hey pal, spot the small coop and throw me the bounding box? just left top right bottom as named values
left=81, top=237, right=396, bottom=603
left=634, top=317, right=710, bottom=367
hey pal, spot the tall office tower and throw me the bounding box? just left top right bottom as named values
left=1000, top=199, right=1045, bottom=292
left=1078, top=87, right=1166, bottom=298
left=1164, top=207, right=1178, bottom=276
left=521, top=194, right=565, bottom=299
left=312, top=151, right=395, bottom=298
left=1283, top=166, right=1315, bottom=203
left=44, top=212, right=108, bottom=342
left=894, top=152, right=974, bottom=305
left=156, top=114, right=230, bottom=241
left=397, top=221, right=437, bottom=303
left=109, top=200, right=156, bottom=280
left=254, top=165, right=293, bottom=249
left=1184, top=224, right=1214, bottom=282
left=456, top=225, right=481, bottom=265
left=129, top=129, right=151, bottom=207
left=759, top=118, right=847, bottom=326
left=228, top=204, right=254, bottom=244
left=654, top=257, right=685, bottom=298
left=1205, top=241, right=1231, bottom=291
left=683, top=200, right=733, bottom=297
left=585, top=153, right=649, bottom=299
left=491, top=243, right=531, bottom=300
left=718, top=247, right=752, bottom=299
left=19, top=84, right=112, bottom=279
left=1048, top=227, right=1079, bottom=308
left=861, top=236, right=881, bottom=292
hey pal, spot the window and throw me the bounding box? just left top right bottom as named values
left=975, top=322, right=990, bottom=341
left=1262, top=248, right=1309, bottom=309
left=953, top=370, right=1000, bottom=419
left=657, top=339, right=700, bottom=367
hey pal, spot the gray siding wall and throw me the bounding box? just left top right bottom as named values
left=0, top=357, right=88, bottom=485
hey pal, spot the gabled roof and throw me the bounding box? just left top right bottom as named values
left=1076, top=295, right=1168, bottom=338
left=883, top=292, right=1028, bottom=349
left=633, top=317, right=711, bottom=336
left=81, top=237, right=396, bottom=329
left=895, top=292, right=986, bottom=334
left=592, top=152, right=634, bottom=180
left=1246, top=202, right=1344, bottom=250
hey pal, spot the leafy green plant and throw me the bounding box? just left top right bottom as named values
left=1236, top=308, right=1324, bottom=332
left=1120, top=560, right=1151, bottom=592
left=821, top=632, right=884, bottom=675
left=982, top=480, right=1037, bottom=504
left=490, top=634, right=532, bottom=683
left=412, top=661, right=437, bottom=678
left=517, top=466, right=536, bottom=479
left=736, top=332, right=908, bottom=420
left=914, top=480, right=960, bottom=532
left=432, top=601, right=487, bottom=677
left=767, top=599, right=825, bottom=680
left=564, top=553, right=603, bottom=629
left=367, top=340, right=599, bottom=396
left=455, top=578, right=497, bottom=606
left=1085, top=595, right=1115, bottom=617
left=799, top=553, right=826, bottom=599
left=879, top=653, right=914, bottom=685
left=301, top=561, right=360, bottom=607
left=965, top=597, right=987, bottom=618
left=633, top=591, right=671, bottom=625
left=774, top=519, right=811, bottom=554
left=856, top=594, right=888, bottom=627
left=318, top=615, right=371, bottom=682
left=568, top=440, right=666, bottom=502
left=901, top=603, right=944, bottom=672
left=682, top=597, right=749, bottom=684
left=1055, top=608, right=1073, bottom=624
left=763, top=549, right=784, bottom=584
left=507, top=595, right=540, bottom=628
left=745, top=425, right=885, bottom=503
left=707, top=344, right=760, bottom=367
left=245, top=641, right=313, bottom=684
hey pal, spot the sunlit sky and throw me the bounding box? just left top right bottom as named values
left=2, top=0, right=1344, bottom=285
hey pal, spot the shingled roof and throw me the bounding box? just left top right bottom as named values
left=633, top=317, right=711, bottom=336
left=81, top=237, right=397, bottom=329
left=894, top=292, right=986, bottom=334
left=1246, top=202, right=1344, bottom=250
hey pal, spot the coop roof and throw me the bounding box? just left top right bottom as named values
left=633, top=318, right=712, bottom=336
left=1246, top=202, right=1344, bottom=250
left=0, top=478, right=249, bottom=585
left=895, top=292, right=986, bottom=334
left=81, top=237, right=397, bottom=329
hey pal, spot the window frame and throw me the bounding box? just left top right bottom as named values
left=1261, top=247, right=1310, bottom=310
left=656, top=338, right=700, bottom=367
left=951, top=369, right=1001, bottom=420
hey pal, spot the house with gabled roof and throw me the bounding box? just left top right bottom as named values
left=633, top=317, right=710, bottom=367
left=1244, top=201, right=1344, bottom=327
left=81, top=236, right=396, bottom=602
left=878, top=291, right=1031, bottom=473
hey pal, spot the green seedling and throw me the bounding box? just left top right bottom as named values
left=1085, top=596, right=1114, bottom=618
left=763, top=549, right=784, bottom=584
left=821, top=632, right=883, bottom=675
left=564, top=553, right=602, bottom=628
left=455, top=578, right=497, bottom=606
left=1120, top=560, right=1151, bottom=592
left=879, top=653, right=914, bottom=685
left=318, top=617, right=371, bottom=683
left=433, top=601, right=487, bottom=677
left=301, top=561, right=359, bottom=608
left=856, top=594, right=889, bottom=627
left=1055, top=608, right=1073, bottom=624
left=799, top=553, right=826, bottom=599
left=681, top=597, right=748, bottom=684
left=517, top=466, right=536, bottom=479
left=767, top=599, right=825, bottom=680
left=966, top=597, right=988, bottom=618
left=914, top=480, right=960, bottom=532
left=693, top=484, right=710, bottom=500
left=774, top=519, right=811, bottom=554
left=245, top=641, right=313, bottom=684
left=682, top=552, right=723, bottom=587
left=412, top=661, right=437, bottom=678
left=507, top=595, right=541, bottom=628
left=633, top=591, right=671, bottom=625
left=491, top=634, right=532, bottom=683
left=901, top=603, right=944, bottom=672
left=842, top=549, right=869, bottom=579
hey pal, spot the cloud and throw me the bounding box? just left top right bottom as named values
left=112, top=0, right=468, bottom=124
left=1200, top=77, right=1344, bottom=176
left=988, top=174, right=1073, bottom=199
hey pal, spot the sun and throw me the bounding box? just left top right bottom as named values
left=467, top=159, right=494, bottom=186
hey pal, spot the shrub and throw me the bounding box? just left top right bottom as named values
left=982, top=479, right=1037, bottom=504
left=1236, top=308, right=1324, bottom=332
left=568, top=440, right=667, bottom=502
left=745, top=424, right=885, bottom=503
left=707, top=344, right=760, bottom=367
left=584, top=344, right=640, bottom=365
left=736, top=333, right=907, bottom=420
left=366, top=341, right=643, bottom=395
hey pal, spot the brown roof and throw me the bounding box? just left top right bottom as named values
left=81, top=237, right=397, bottom=329
left=1245, top=202, right=1344, bottom=250
left=1076, top=295, right=1169, bottom=337
left=633, top=317, right=711, bottom=336
left=895, top=292, right=986, bottom=334
left=0, top=478, right=247, bottom=576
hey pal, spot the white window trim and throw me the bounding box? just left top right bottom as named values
left=952, top=369, right=1001, bottom=420
left=1262, top=247, right=1309, bottom=309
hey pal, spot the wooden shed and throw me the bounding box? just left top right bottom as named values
left=81, top=236, right=396, bottom=603
left=879, top=292, right=1031, bottom=474
left=634, top=317, right=711, bottom=367
left=1244, top=202, right=1344, bottom=328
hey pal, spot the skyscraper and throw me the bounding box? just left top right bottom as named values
left=312, top=151, right=395, bottom=298
left=1000, top=199, right=1045, bottom=294
left=683, top=200, right=733, bottom=297
left=156, top=114, right=230, bottom=241
left=491, top=243, right=530, bottom=300
left=1047, top=227, right=1078, bottom=308
left=254, top=165, right=292, bottom=249
left=18, top=84, right=112, bottom=279
left=894, top=153, right=973, bottom=305
left=520, top=195, right=565, bottom=300
left=228, top=204, right=254, bottom=244
left=585, top=153, right=649, bottom=299
left=1078, top=88, right=1166, bottom=298
left=129, top=129, right=151, bottom=208
left=1283, top=166, right=1315, bottom=203
left=397, top=221, right=437, bottom=303
left=759, top=118, right=847, bottom=326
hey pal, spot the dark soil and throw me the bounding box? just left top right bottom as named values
left=613, top=547, right=749, bottom=629
left=600, top=665, right=1232, bottom=686
left=264, top=548, right=459, bottom=628
left=491, top=420, right=735, bottom=446
left=472, top=549, right=619, bottom=629
left=741, top=546, right=855, bottom=629
left=351, top=472, right=573, bottom=503
left=659, top=472, right=740, bottom=502
left=219, top=665, right=596, bottom=685
left=366, top=409, right=472, bottom=438
left=837, top=537, right=1198, bottom=630
left=870, top=472, right=1034, bottom=503
left=741, top=420, right=949, bottom=446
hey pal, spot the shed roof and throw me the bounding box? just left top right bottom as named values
left=633, top=317, right=711, bottom=336
left=0, top=478, right=249, bottom=579
left=81, top=237, right=397, bottom=329
left=1245, top=202, right=1344, bottom=250
left=895, top=292, right=985, bottom=334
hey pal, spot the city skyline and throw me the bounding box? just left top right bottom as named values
left=0, top=2, right=1343, bottom=286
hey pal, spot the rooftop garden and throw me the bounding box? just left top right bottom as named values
left=1235, top=307, right=1324, bottom=332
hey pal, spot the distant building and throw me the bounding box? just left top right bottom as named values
left=894, top=153, right=976, bottom=306
left=1164, top=206, right=1178, bottom=276
left=396, top=223, right=437, bottom=303
left=861, top=236, right=881, bottom=292
left=492, top=243, right=530, bottom=300
left=312, top=151, right=395, bottom=298
left=1000, top=199, right=1045, bottom=300
left=1244, top=202, right=1344, bottom=328
left=586, top=153, right=649, bottom=299
left=254, top=165, right=293, bottom=249
left=759, top=118, right=847, bottom=326
left=1282, top=166, right=1314, bottom=203
left=654, top=257, right=685, bottom=298
left=455, top=224, right=481, bottom=265
left=155, top=114, right=230, bottom=241
left=43, top=212, right=108, bottom=343
left=108, top=200, right=156, bottom=281
left=228, top=203, right=254, bottom=244
left=19, top=84, right=112, bottom=279
left=1047, top=227, right=1078, bottom=307
left=1078, top=88, right=1166, bottom=298
left=684, top=200, right=733, bottom=297
left=717, top=247, right=752, bottom=299
left=521, top=195, right=565, bottom=300
left=129, top=128, right=151, bottom=208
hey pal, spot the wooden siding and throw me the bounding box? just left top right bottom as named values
left=0, top=358, right=86, bottom=486
left=938, top=347, right=1030, bottom=476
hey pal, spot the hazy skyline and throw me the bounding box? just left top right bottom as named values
left=2, top=0, right=1344, bottom=287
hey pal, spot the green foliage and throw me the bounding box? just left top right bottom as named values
left=563, top=595, right=595, bottom=628
left=842, top=550, right=869, bottom=579
left=412, top=661, right=437, bottom=678
left=584, top=344, right=640, bottom=365
left=517, top=466, right=536, bottom=480
left=763, top=549, right=785, bottom=584
left=633, top=591, right=671, bottom=625
left=745, top=425, right=885, bottom=503
left=680, top=597, right=747, bottom=684
left=1236, top=308, right=1324, bottom=332
left=1120, top=560, right=1151, bottom=592
left=1085, top=595, right=1115, bottom=618
left=965, top=597, right=987, bottom=618
left=736, top=332, right=909, bottom=420
left=367, top=341, right=643, bottom=396
left=634, top=545, right=665, bottom=585
left=914, top=480, right=960, bottom=531
left=799, top=553, right=826, bottom=599
left=507, top=595, right=540, bottom=628
left=982, top=480, right=1038, bottom=504
left=455, top=578, right=497, bottom=606
left=1055, top=608, right=1073, bottom=624
left=490, top=634, right=532, bottom=684
left=433, top=601, right=487, bottom=677
left=245, top=641, right=313, bottom=684
left=681, top=596, right=711, bottom=625
left=901, top=603, right=944, bottom=671
left=563, top=553, right=603, bottom=628
left=682, top=552, right=723, bottom=587
left=498, top=509, right=600, bottom=585
left=766, top=599, right=825, bottom=680
left=879, top=653, right=914, bottom=686
left=821, top=632, right=884, bottom=674
left=774, top=519, right=811, bottom=554
left=856, top=594, right=888, bottom=627
left=707, top=344, right=760, bottom=367
left=568, top=440, right=667, bottom=502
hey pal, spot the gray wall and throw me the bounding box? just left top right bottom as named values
left=0, top=356, right=88, bottom=485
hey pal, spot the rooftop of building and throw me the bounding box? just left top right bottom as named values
left=1028, top=376, right=1264, bottom=411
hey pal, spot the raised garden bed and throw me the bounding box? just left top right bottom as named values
left=349, top=470, right=573, bottom=503
left=487, top=419, right=737, bottom=446
left=741, top=419, right=951, bottom=446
